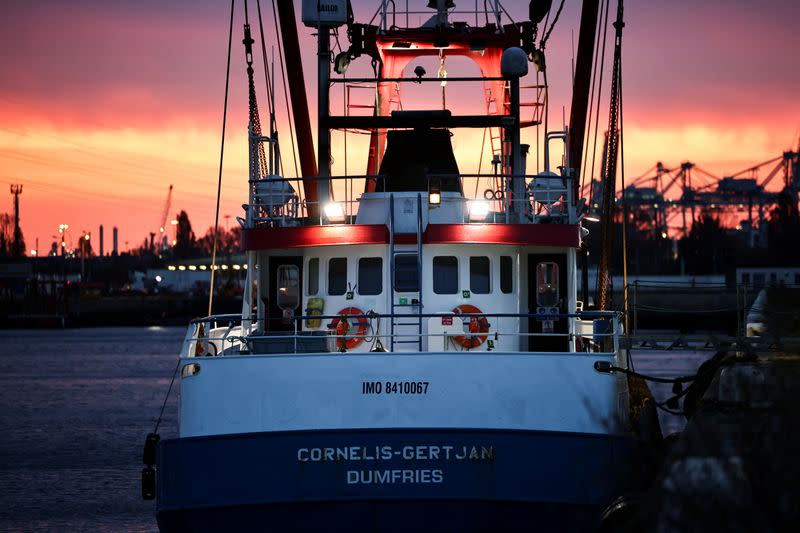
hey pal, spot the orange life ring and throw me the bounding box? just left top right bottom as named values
left=330, top=307, right=368, bottom=350
left=452, top=304, right=491, bottom=349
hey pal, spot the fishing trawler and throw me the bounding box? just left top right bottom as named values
left=145, top=1, right=636, bottom=531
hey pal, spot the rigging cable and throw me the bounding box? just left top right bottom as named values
left=588, top=0, right=611, bottom=207
left=244, top=1, right=269, bottom=178
left=580, top=0, right=607, bottom=194
left=539, top=0, right=566, bottom=50
left=207, top=0, right=235, bottom=317
left=597, top=0, right=624, bottom=311
left=536, top=0, right=566, bottom=158
left=255, top=1, right=274, bottom=122
left=618, top=19, right=629, bottom=333
left=255, top=0, right=280, bottom=174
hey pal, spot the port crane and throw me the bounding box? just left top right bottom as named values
left=587, top=142, right=799, bottom=244
left=156, top=184, right=173, bottom=252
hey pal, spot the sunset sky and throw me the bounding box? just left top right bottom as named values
left=1, top=0, right=797, bottom=254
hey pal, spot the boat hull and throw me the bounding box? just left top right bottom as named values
left=156, top=428, right=633, bottom=532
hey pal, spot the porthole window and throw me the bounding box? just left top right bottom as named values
left=307, top=258, right=319, bottom=295
left=500, top=256, right=513, bottom=294
left=328, top=258, right=347, bottom=295
left=470, top=256, right=490, bottom=294
left=433, top=256, right=458, bottom=294
left=358, top=257, right=383, bottom=295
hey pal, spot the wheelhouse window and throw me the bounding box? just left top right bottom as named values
left=276, top=265, right=300, bottom=310
left=470, top=257, right=490, bottom=294
left=433, top=256, right=458, bottom=294
left=500, top=256, right=513, bottom=294
left=358, top=257, right=383, bottom=295
left=328, top=258, right=347, bottom=295
left=307, top=258, right=319, bottom=295
left=536, top=262, right=559, bottom=307
left=394, top=254, right=419, bottom=292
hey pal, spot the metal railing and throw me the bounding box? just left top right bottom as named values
left=182, top=310, right=622, bottom=358
left=370, top=0, right=513, bottom=31
left=245, top=172, right=575, bottom=227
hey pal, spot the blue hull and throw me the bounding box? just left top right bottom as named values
left=156, top=428, right=633, bottom=532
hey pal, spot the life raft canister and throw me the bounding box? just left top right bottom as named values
left=452, top=304, right=491, bottom=349
left=329, top=307, right=368, bottom=350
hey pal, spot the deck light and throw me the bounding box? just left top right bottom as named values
left=323, top=202, right=346, bottom=223
left=155, top=275, right=162, bottom=283
left=468, top=200, right=490, bottom=221
left=428, top=182, right=441, bottom=206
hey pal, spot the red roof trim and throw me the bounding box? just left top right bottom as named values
left=424, top=224, right=581, bottom=247
left=242, top=225, right=388, bottom=250
left=243, top=224, right=580, bottom=250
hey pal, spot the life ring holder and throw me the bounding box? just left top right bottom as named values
left=329, top=307, right=369, bottom=351
left=452, top=304, right=491, bottom=349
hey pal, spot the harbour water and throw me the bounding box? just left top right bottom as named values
left=0, top=327, right=706, bottom=532
left=0, top=327, right=182, bottom=533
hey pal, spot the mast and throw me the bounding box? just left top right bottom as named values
left=567, top=0, right=600, bottom=200
left=317, top=26, right=332, bottom=212
left=276, top=0, right=320, bottom=216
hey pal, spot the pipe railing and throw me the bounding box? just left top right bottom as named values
left=245, top=172, right=576, bottom=227
left=183, top=310, right=621, bottom=357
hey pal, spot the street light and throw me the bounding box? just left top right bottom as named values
left=58, top=224, right=69, bottom=257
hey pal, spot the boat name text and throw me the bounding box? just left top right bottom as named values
left=297, top=445, right=494, bottom=485
left=297, top=445, right=493, bottom=462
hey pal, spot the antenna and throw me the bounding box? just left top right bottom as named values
left=9, top=184, right=24, bottom=257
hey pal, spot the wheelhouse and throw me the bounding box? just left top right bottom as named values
left=189, top=2, right=608, bottom=359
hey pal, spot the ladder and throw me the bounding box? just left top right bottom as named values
left=388, top=193, right=424, bottom=352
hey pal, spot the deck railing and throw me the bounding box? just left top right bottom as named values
left=369, top=0, right=515, bottom=32
left=181, top=310, right=622, bottom=358
left=246, top=173, right=575, bottom=227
